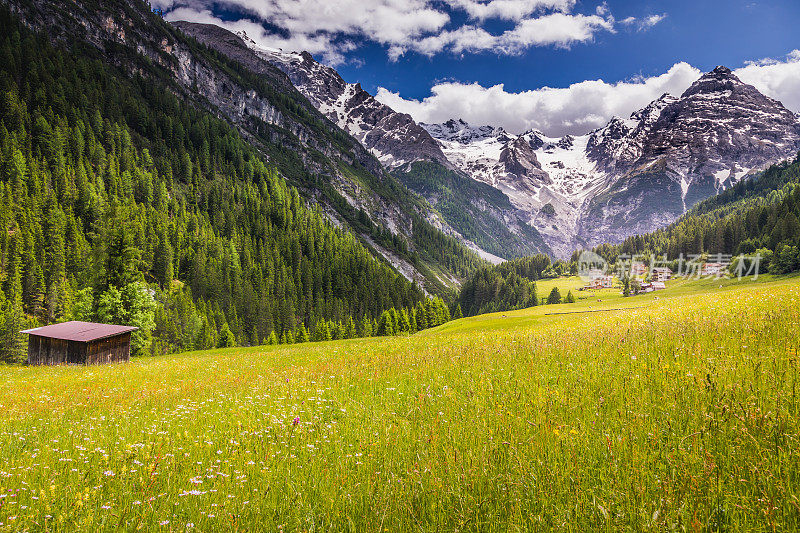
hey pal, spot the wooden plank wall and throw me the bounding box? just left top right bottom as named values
left=27, top=333, right=131, bottom=365
left=86, top=333, right=131, bottom=365
left=27, top=335, right=86, bottom=365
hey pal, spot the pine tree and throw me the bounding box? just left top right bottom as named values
left=154, top=229, right=174, bottom=288
left=360, top=315, right=373, bottom=337
left=266, top=331, right=278, bottom=345
left=547, top=287, right=562, bottom=305
left=219, top=323, right=236, bottom=348
left=453, top=304, right=463, bottom=319
left=344, top=317, right=357, bottom=339
left=565, top=291, right=576, bottom=303
left=376, top=310, right=395, bottom=336
left=296, top=323, right=309, bottom=343
left=397, top=309, right=411, bottom=333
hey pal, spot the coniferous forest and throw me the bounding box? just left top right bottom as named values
left=0, top=8, right=455, bottom=361
left=590, top=155, right=800, bottom=272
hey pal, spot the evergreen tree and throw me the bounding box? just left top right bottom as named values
left=397, top=309, right=411, bottom=333
left=266, top=331, right=277, bottom=345
left=296, top=323, right=309, bottom=343
left=344, top=317, right=357, bottom=339
left=453, top=304, right=463, bottom=319
left=376, top=310, right=395, bottom=336
left=360, top=315, right=373, bottom=337
left=547, top=287, right=562, bottom=305
left=218, top=323, right=236, bottom=348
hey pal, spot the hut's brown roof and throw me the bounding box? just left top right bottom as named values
left=21, top=321, right=138, bottom=342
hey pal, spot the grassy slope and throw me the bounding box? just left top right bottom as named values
left=0, top=276, right=799, bottom=530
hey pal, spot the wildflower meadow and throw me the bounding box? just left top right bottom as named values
left=0, top=276, right=798, bottom=530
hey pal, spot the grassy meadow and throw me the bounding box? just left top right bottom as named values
left=0, top=275, right=799, bottom=531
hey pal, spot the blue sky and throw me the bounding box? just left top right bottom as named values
left=342, top=1, right=799, bottom=97
left=158, top=0, right=800, bottom=136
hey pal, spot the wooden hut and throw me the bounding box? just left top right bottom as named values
left=21, top=321, right=138, bottom=365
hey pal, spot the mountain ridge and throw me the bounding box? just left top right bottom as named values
left=175, top=23, right=551, bottom=260
left=423, top=66, right=800, bottom=255
left=2, top=0, right=493, bottom=295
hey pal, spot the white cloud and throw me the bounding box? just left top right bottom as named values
left=159, top=0, right=619, bottom=64
left=620, top=13, right=667, bottom=31
left=376, top=62, right=702, bottom=136
left=163, top=7, right=352, bottom=64
left=375, top=50, right=800, bottom=138
left=388, top=12, right=615, bottom=59
left=442, top=0, right=576, bottom=21
left=734, top=50, right=800, bottom=112
left=640, top=14, right=667, bottom=29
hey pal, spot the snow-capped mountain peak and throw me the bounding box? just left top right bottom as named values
left=423, top=66, right=800, bottom=255
left=421, top=119, right=506, bottom=144
left=234, top=37, right=449, bottom=168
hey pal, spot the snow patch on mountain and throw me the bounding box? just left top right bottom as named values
left=424, top=67, right=800, bottom=256
left=236, top=31, right=449, bottom=169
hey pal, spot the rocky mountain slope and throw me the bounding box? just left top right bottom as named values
left=181, top=25, right=550, bottom=260
left=3, top=0, right=492, bottom=294
left=234, top=33, right=450, bottom=170
left=424, top=67, right=800, bottom=256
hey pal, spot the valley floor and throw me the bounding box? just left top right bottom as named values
left=0, top=275, right=799, bottom=530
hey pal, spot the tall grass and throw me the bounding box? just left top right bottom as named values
left=0, top=279, right=798, bottom=530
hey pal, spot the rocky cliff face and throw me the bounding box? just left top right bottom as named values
left=234, top=33, right=450, bottom=169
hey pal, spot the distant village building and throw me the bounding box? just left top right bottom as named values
left=702, top=263, right=724, bottom=277
left=651, top=281, right=666, bottom=291
left=652, top=267, right=672, bottom=281
left=586, top=275, right=613, bottom=290
left=21, top=321, right=138, bottom=365
left=630, top=262, right=647, bottom=277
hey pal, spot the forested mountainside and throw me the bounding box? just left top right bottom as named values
left=2, top=0, right=484, bottom=296
left=171, top=22, right=549, bottom=261
left=457, top=254, right=558, bottom=317
left=0, top=6, right=463, bottom=361
left=591, top=154, right=800, bottom=272
left=391, top=162, right=549, bottom=259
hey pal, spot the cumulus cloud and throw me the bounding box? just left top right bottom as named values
left=734, top=50, right=800, bottom=112
left=388, top=12, right=614, bottom=59
left=376, top=62, right=702, bottom=136
left=163, top=7, right=352, bottom=64
left=375, top=50, right=800, bottom=137
left=442, top=0, right=576, bottom=21
left=158, top=0, right=622, bottom=64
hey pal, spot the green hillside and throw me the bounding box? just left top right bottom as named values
left=393, top=161, right=551, bottom=259
left=592, top=155, right=800, bottom=272
left=0, top=7, right=462, bottom=359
